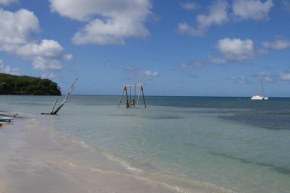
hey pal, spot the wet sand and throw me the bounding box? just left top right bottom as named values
left=0, top=118, right=234, bottom=193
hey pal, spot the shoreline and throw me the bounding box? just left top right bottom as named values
left=0, top=113, right=235, bottom=193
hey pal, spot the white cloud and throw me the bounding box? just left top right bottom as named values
left=16, top=40, right=64, bottom=58
left=180, top=2, right=199, bottom=11
left=0, top=59, right=21, bottom=75
left=177, top=23, right=204, bottom=36
left=257, top=71, right=275, bottom=83
left=180, top=60, right=205, bottom=69
left=0, top=9, right=72, bottom=71
left=16, top=40, right=72, bottom=69
left=279, top=72, right=290, bottom=81
left=41, top=73, right=57, bottom=79
left=17, top=40, right=72, bottom=70
left=230, top=75, right=251, bottom=84
left=209, top=38, right=257, bottom=64
left=49, top=0, right=152, bottom=45
left=144, top=70, right=158, bottom=77
left=256, top=71, right=290, bottom=84
left=32, top=57, right=63, bottom=71
left=178, top=0, right=274, bottom=37
left=262, top=39, right=290, bottom=50
left=177, top=0, right=229, bottom=36
left=0, top=9, right=39, bottom=48
left=123, top=66, right=159, bottom=80
left=0, top=0, right=17, bottom=5
left=232, top=0, right=274, bottom=20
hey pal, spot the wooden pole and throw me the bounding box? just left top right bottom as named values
left=117, top=86, right=125, bottom=108
left=125, top=86, right=128, bottom=101
left=136, top=86, right=141, bottom=109
left=141, top=86, right=146, bottom=108
left=125, top=86, right=129, bottom=108
left=50, top=98, right=59, bottom=113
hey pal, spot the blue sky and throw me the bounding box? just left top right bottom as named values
left=0, top=0, right=290, bottom=97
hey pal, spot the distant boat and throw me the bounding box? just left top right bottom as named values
left=251, top=79, right=268, bottom=100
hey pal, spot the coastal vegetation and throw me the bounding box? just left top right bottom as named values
left=0, top=73, right=61, bottom=95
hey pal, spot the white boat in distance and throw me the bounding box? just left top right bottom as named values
left=251, top=79, right=268, bottom=100
left=251, top=94, right=268, bottom=100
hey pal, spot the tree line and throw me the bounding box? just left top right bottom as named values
left=0, top=73, right=61, bottom=95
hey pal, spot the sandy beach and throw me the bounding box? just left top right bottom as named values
left=0, top=115, right=233, bottom=193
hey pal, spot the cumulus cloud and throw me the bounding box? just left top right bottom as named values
left=123, top=66, right=159, bottom=81
left=209, top=38, right=258, bottom=64
left=0, top=9, right=72, bottom=71
left=179, top=60, right=205, bottom=69
left=0, top=0, right=17, bottom=5
left=262, top=39, right=290, bottom=50
left=178, top=0, right=275, bottom=37
left=32, top=57, right=63, bottom=70
left=16, top=40, right=65, bottom=58
left=232, top=0, right=274, bottom=20
left=49, top=0, right=152, bottom=45
left=0, top=59, right=21, bottom=75
left=180, top=2, right=199, bottom=11
left=177, top=0, right=229, bottom=36
left=16, top=40, right=72, bottom=70
left=0, top=9, right=39, bottom=48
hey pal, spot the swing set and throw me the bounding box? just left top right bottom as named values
left=117, top=85, right=146, bottom=109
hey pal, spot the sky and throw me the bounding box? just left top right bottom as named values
left=0, top=0, right=290, bottom=97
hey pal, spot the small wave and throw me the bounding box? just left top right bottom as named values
left=105, top=153, right=145, bottom=173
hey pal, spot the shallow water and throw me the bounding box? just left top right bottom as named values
left=1, top=95, right=290, bottom=193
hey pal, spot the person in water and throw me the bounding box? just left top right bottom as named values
left=126, top=100, right=130, bottom=108
left=131, top=100, right=135, bottom=108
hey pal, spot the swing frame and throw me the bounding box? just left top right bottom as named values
left=117, top=85, right=146, bottom=109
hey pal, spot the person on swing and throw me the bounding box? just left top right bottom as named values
left=126, top=100, right=130, bottom=108
left=131, top=100, right=135, bottom=108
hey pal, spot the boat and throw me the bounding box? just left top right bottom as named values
left=0, top=117, right=13, bottom=122
left=251, top=79, right=268, bottom=100
left=251, top=94, right=268, bottom=100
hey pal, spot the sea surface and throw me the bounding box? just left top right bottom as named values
left=1, top=95, right=290, bottom=193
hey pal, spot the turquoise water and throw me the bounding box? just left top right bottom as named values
left=1, top=95, right=290, bottom=193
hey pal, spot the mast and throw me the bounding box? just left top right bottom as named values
left=260, top=78, right=265, bottom=96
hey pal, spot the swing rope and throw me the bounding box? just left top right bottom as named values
left=130, top=86, right=131, bottom=103
left=134, top=85, right=136, bottom=101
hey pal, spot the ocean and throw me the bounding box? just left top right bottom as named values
left=1, top=95, right=290, bottom=193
